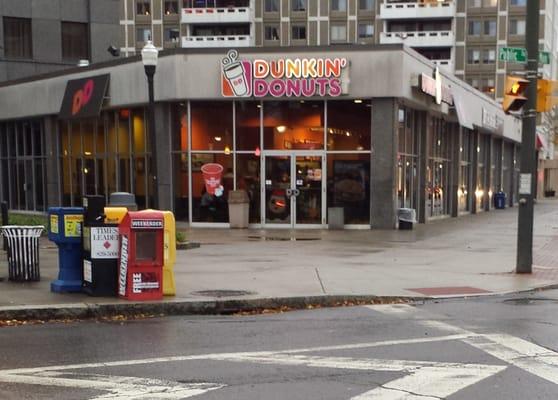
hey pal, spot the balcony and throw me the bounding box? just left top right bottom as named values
left=181, top=35, right=252, bottom=48
left=181, top=7, right=251, bottom=24
left=432, top=59, right=454, bottom=72
left=380, top=30, right=454, bottom=47
left=380, top=1, right=455, bottom=20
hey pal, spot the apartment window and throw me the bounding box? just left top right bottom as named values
left=61, top=22, right=89, bottom=62
left=332, top=0, right=347, bottom=12
left=482, top=78, right=495, bottom=95
left=359, top=0, right=374, bottom=10
left=468, top=0, right=481, bottom=7
left=510, top=0, right=526, bottom=6
left=136, top=27, right=152, bottom=42
left=468, top=21, right=481, bottom=36
left=484, top=20, right=496, bottom=36
left=467, top=49, right=481, bottom=64
left=264, top=25, right=279, bottom=40
left=164, top=1, right=179, bottom=14
left=331, top=25, right=347, bottom=42
left=292, top=0, right=306, bottom=11
left=3, top=17, right=32, bottom=59
left=483, top=49, right=496, bottom=64
left=292, top=25, right=306, bottom=40
left=358, top=23, right=374, bottom=39
left=468, top=78, right=480, bottom=90
left=136, top=0, right=151, bottom=15
left=509, top=19, right=526, bottom=35
left=264, top=0, right=279, bottom=12
left=483, top=0, right=497, bottom=6
left=164, top=27, right=180, bottom=42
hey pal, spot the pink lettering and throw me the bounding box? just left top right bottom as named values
left=316, top=78, right=329, bottom=96
left=329, top=78, right=342, bottom=96
left=269, top=79, right=286, bottom=97
left=254, top=79, right=269, bottom=97
left=301, top=79, right=315, bottom=97
left=285, top=79, right=302, bottom=97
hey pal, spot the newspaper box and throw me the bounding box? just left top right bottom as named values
left=118, top=211, right=164, bottom=301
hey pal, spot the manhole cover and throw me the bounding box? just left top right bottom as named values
left=503, top=298, right=558, bottom=305
left=247, top=236, right=320, bottom=241
left=192, top=290, right=256, bottom=298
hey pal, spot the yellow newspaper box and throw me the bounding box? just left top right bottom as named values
left=104, top=207, right=128, bottom=224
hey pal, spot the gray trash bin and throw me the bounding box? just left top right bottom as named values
left=108, top=192, right=138, bottom=210
left=328, top=207, right=344, bottom=230
left=228, top=190, right=249, bottom=228
left=397, top=208, right=416, bottom=230
left=0, top=225, right=44, bottom=281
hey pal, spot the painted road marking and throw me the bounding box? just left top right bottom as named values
left=1, top=304, right=557, bottom=399
left=0, top=370, right=224, bottom=400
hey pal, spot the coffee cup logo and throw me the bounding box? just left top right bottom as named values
left=221, top=50, right=252, bottom=97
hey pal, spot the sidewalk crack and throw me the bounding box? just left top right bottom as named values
left=315, top=268, right=326, bottom=294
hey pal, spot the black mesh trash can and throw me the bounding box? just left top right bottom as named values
left=1, top=226, right=44, bottom=282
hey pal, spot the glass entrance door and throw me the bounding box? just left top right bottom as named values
left=263, top=153, right=324, bottom=227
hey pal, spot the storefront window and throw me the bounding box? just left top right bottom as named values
left=396, top=108, right=418, bottom=210
left=191, top=153, right=233, bottom=222
left=235, top=101, right=260, bottom=151
left=0, top=119, right=46, bottom=211
left=327, top=100, right=371, bottom=151
left=427, top=118, right=452, bottom=218
left=172, top=104, right=189, bottom=221
left=263, top=101, right=324, bottom=150
left=191, top=102, right=233, bottom=151
left=459, top=129, right=472, bottom=213
left=327, top=154, right=370, bottom=224
left=476, top=134, right=488, bottom=211
left=236, top=154, right=261, bottom=223
left=60, top=109, right=149, bottom=208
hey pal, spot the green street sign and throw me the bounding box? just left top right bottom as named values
left=540, top=51, right=551, bottom=65
left=499, top=47, right=527, bottom=63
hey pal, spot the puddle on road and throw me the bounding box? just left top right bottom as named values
left=503, top=298, right=558, bottom=306
left=191, top=290, right=257, bottom=298
left=247, top=236, right=321, bottom=241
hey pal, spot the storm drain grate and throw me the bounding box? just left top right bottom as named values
left=191, top=290, right=257, bottom=298
left=247, top=236, right=321, bottom=241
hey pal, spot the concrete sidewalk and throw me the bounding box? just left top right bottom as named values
left=1, top=199, right=557, bottom=319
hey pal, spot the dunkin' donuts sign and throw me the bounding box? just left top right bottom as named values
left=221, top=50, right=348, bottom=98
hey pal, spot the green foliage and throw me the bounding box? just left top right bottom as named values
left=176, top=231, right=187, bottom=243
left=7, top=213, right=48, bottom=227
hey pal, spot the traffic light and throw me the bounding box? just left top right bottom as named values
left=537, top=79, right=551, bottom=112
left=502, top=75, right=529, bottom=114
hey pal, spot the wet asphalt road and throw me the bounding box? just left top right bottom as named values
left=2, top=290, right=558, bottom=399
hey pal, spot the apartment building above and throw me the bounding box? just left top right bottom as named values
left=0, top=0, right=120, bottom=82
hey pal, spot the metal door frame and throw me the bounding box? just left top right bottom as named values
left=261, top=151, right=326, bottom=229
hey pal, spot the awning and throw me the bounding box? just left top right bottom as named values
left=59, top=74, right=110, bottom=120
left=451, top=85, right=475, bottom=130
left=536, top=132, right=547, bottom=150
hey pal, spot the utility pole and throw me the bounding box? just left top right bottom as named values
left=516, top=0, right=539, bottom=273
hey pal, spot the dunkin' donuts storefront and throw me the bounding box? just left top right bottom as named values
left=0, top=45, right=521, bottom=229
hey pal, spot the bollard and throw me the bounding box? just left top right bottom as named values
left=1, top=201, right=7, bottom=251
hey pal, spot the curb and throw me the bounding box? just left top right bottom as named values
left=0, top=295, right=421, bottom=321
left=2, top=283, right=558, bottom=322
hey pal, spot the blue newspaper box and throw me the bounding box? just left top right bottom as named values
left=493, top=191, right=506, bottom=210
left=48, top=207, right=84, bottom=292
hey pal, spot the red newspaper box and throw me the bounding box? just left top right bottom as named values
left=118, top=211, right=164, bottom=301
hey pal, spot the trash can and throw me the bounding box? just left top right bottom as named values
left=493, top=191, right=506, bottom=209
left=228, top=190, right=249, bottom=228
left=397, top=208, right=416, bottom=230
left=0, top=225, right=44, bottom=282
left=108, top=192, right=138, bottom=211
left=328, top=207, right=344, bottom=230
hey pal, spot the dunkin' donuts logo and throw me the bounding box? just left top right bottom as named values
left=72, top=79, right=95, bottom=116
left=221, top=50, right=348, bottom=98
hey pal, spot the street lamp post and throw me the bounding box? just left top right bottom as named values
left=141, top=40, right=159, bottom=209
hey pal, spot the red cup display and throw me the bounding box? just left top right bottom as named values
left=201, top=163, right=223, bottom=195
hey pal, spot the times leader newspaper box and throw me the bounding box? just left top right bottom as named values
left=118, top=211, right=164, bottom=301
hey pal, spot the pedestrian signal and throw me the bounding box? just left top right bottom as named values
left=502, top=76, right=529, bottom=114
